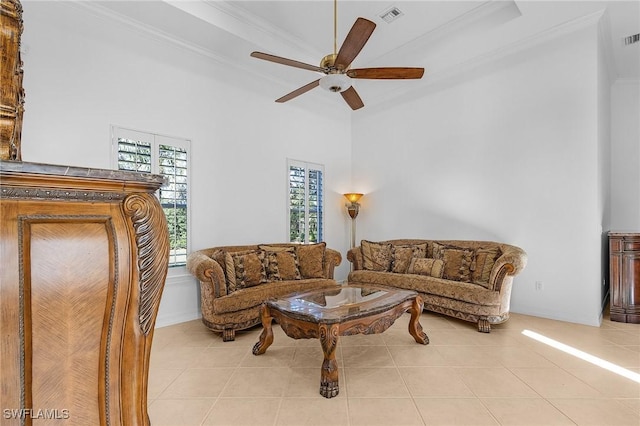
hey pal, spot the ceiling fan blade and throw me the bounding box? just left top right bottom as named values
left=334, top=18, right=376, bottom=71
left=347, top=67, right=425, bottom=79
left=340, top=86, right=364, bottom=110
left=251, top=52, right=325, bottom=73
left=276, top=79, right=321, bottom=103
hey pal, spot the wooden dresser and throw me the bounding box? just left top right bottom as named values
left=0, top=161, right=169, bottom=425
left=609, top=231, right=640, bottom=324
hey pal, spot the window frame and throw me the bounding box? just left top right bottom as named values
left=111, top=126, right=191, bottom=274
left=286, top=158, right=325, bottom=244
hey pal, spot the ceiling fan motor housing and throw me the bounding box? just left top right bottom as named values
left=319, top=53, right=352, bottom=92
left=320, top=53, right=338, bottom=70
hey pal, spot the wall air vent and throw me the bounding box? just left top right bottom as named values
left=624, top=33, right=640, bottom=46
left=379, top=6, right=404, bottom=24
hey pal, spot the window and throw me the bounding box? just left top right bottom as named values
left=112, top=126, right=190, bottom=267
left=287, top=159, right=324, bottom=243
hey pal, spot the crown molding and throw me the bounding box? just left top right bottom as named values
left=360, top=0, right=522, bottom=68
left=68, top=1, right=230, bottom=66
left=359, top=8, right=608, bottom=115
left=62, top=1, right=623, bottom=117
left=596, top=8, right=618, bottom=84
left=67, top=0, right=341, bottom=112
left=200, top=0, right=324, bottom=60
left=67, top=1, right=297, bottom=94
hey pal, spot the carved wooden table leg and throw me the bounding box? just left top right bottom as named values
left=318, top=323, right=340, bottom=398
left=252, top=304, right=274, bottom=355
left=408, top=296, right=429, bottom=345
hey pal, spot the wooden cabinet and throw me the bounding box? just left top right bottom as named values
left=609, top=231, right=640, bottom=323
left=0, top=161, right=169, bottom=425
left=1, top=0, right=25, bottom=160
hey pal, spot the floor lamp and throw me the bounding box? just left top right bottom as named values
left=343, top=193, right=363, bottom=248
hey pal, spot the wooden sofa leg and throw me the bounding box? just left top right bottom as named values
left=222, top=328, right=236, bottom=342
left=477, top=319, right=491, bottom=333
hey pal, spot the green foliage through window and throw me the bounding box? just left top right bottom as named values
left=288, top=161, right=323, bottom=244
left=114, top=129, right=190, bottom=267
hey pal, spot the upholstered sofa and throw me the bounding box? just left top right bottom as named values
left=347, top=239, right=527, bottom=332
left=187, top=242, right=341, bottom=341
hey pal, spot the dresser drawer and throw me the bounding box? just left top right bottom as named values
left=623, top=241, right=640, bottom=252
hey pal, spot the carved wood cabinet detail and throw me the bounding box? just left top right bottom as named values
left=0, top=161, right=169, bottom=425
left=1, top=0, right=25, bottom=160
left=609, top=231, right=640, bottom=324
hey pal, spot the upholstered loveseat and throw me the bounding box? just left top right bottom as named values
left=347, top=239, right=527, bottom=332
left=187, top=242, right=341, bottom=341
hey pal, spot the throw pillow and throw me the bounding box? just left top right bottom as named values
left=296, top=242, right=326, bottom=278
left=390, top=243, right=428, bottom=273
left=361, top=240, right=393, bottom=271
left=232, top=250, right=267, bottom=289
left=472, top=247, right=501, bottom=288
left=408, top=243, right=428, bottom=258
left=408, top=258, right=444, bottom=278
left=258, top=244, right=295, bottom=252
left=433, top=245, right=474, bottom=282
left=223, top=249, right=256, bottom=293
left=390, top=246, right=414, bottom=273
left=264, top=248, right=302, bottom=281
left=209, top=249, right=229, bottom=296
left=223, top=251, right=237, bottom=293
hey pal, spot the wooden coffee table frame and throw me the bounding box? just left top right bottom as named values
left=252, top=287, right=429, bottom=398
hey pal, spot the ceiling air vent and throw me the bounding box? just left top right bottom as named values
left=624, top=33, right=640, bottom=46
left=379, top=6, right=404, bottom=24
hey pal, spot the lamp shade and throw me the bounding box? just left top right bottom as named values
left=319, top=73, right=352, bottom=93
left=343, top=193, right=363, bottom=203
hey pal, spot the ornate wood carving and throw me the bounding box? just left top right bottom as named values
left=408, top=296, right=429, bottom=344
left=1, top=162, right=168, bottom=425
left=1, top=186, right=127, bottom=201
left=318, top=323, right=339, bottom=398
left=477, top=318, right=491, bottom=333
left=123, top=193, right=169, bottom=335
left=253, top=289, right=429, bottom=398
left=279, top=320, right=319, bottom=340
left=342, top=314, right=397, bottom=336
left=252, top=304, right=274, bottom=355
left=1, top=0, right=25, bottom=160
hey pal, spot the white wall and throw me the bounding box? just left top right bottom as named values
left=597, top=25, right=612, bottom=312
left=351, top=25, right=606, bottom=326
left=611, top=80, right=640, bottom=230
left=20, top=2, right=353, bottom=326
left=18, top=2, right=634, bottom=328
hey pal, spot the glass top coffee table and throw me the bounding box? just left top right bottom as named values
left=252, top=285, right=429, bottom=398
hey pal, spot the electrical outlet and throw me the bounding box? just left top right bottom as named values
left=535, top=281, right=543, bottom=291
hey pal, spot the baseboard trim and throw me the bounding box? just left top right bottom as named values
left=155, top=312, right=201, bottom=328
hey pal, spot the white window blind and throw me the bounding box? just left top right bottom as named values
left=112, top=127, right=190, bottom=267
left=288, top=159, right=324, bottom=243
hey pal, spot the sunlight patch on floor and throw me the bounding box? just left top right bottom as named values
left=522, top=329, right=640, bottom=383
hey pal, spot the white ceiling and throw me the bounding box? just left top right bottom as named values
left=87, top=1, right=639, bottom=109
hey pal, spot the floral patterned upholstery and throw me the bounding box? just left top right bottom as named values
left=187, top=243, right=341, bottom=341
left=347, top=239, right=527, bottom=332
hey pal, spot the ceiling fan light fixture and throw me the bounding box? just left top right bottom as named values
left=319, top=73, right=352, bottom=93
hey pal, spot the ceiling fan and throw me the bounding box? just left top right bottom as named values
left=250, top=0, right=424, bottom=110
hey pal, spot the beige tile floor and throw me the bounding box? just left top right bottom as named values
left=148, top=310, right=640, bottom=426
